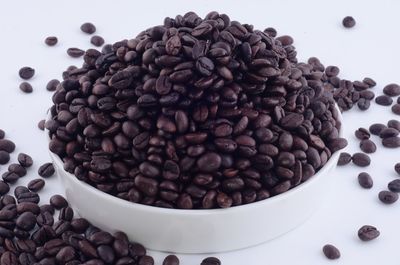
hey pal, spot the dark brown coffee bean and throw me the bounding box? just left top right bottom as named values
left=2, top=171, right=19, bottom=183
left=359, top=139, right=376, bottom=153
left=392, top=104, right=400, bottom=115
left=67, top=48, right=85, bottom=58
left=388, top=120, right=400, bottom=131
left=18, top=153, right=33, bottom=168
left=375, top=95, right=393, bottom=106
left=19, top=82, right=33, bottom=93
left=28, top=179, right=45, bottom=192
left=0, top=139, right=16, bottom=153
left=388, top=179, right=400, bottom=192
left=337, top=152, right=352, bottom=166
left=342, top=16, right=356, bottom=28
left=395, top=163, right=400, bottom=175
left=358, top=225, right=380, bottom=241
left=50, top=195, right=68, bottom=209
left=197, top=153, right=222, bottom=172
left=379, top=128, right=399, bottom=138
left=322, top=244, right=340, bottom=260
left=363, top=77, right=376, bottom=87
left=162, top=254, right=179, bottom=265
left=16, top=212, right=36, bottom=231
left=0, top=181, right=10, bottom=195
left=19, top=67, right=35, bottom=80
left=264, top=27, right=277, bottom=37
left=201, top=257, right=221, bottom=265
left=276, top=35, right=293, bottom=46
left=352, top=153, right=370, bottom=167
left=38, top=120, right=45, bottom=130
left=357, top=98, right=370, bottom=110
left=45, top=36, right=58, bottom=46
left=382, top=137, right=400, bottom=148
left=91, top=35, right=105, bottom=47
left=378, top=190, right=398, bottom=204
left=81, top=22, right=96, bottom=34
left=0, top=151, right=10, bottom=165
left=369, top=123, right=386, bottom=135
left=38, top=163, right=55, bottom=178
left=383, top=83, right=400, bottom=97
left=355, top=127, right=370, bottom=140
left=46, top=79, right=60, bottom=91
left=9, top=163, right=27, bottom=177
left=0, top=129, right=4, bottom=139
left=358, top=172, right=373, bottom=189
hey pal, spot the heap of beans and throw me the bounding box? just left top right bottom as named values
left=47, top=11, right=348, bottom=209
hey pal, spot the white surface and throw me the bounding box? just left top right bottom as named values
left=49, top=126, right=340, bottom=253
left=0, top=0, right=399, bottom=264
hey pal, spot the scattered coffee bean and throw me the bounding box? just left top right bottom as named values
left=38, top=162, right=55, bottom=178
left=375, top=95, right=393, bottom=106
left=358, top=172, right=373, bottom=189
left=45, top=36, right=58, bottom=46
left=8, top=163, right=27, bottom=177
left=388, top=179, right=400, bottom=193
left=352, top=153, right=371, bottom=167
left=363, top=77, right=376, bottom=88
left=67, top=48, right=85, bottom=58
left=358, top=225, right=380, bottom=241
left=46, top=79, right=60, bottom=91
left=378, top=190, right=399, bottom=204
left=19, top=82, right=33, bottom=93
left=90, top=35, right=104, bottom=47
left=201, top=257, right=221, bottom=265
left=17, top=153, right=33, bottom=167
left=392, top=104, right=400, bottom=115
left=322, top=244, right=340, bottom=260
left=18, top=66, right=35, bottom=80
left=379, top=128, right=399, bottom=138
left=38, top=119, right=45, bottom=131
left=395, top=163, right=400, bottom=175
left=355, top=127, right=370, bottom=140
left=383, top=83, right=400, bottom=97
left=0, top=139, right=15, bottom=153
left=342, top=16, right=356, bottom=28
left=163, top=254, right=180, bottom=265
left=50, top=194, right=68, bottom=209
left=369, top=123, right=387, bottom=135
left=357, top=98, right=370, bottom=110
left=2, top=171, right=19, bottom=183
left=382, top=137, right=400, bottom=148
left=337, top=152, right=352, bottom=166
left=80, top=22, right=96, bottom=34
left=359, top=139, right=376, bottom=153
left=0, top=181, right=10, bottom=195
left=388, top=120, right=400, bottom=131
left=28, top=179, right=45, bottom=192
left=0, top=151, right=10, bottom=165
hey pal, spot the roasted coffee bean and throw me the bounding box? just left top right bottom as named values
left=19, top=82, right=33, bottom=93
left=337, top=152, right=352, bottom=166
left=358, top=225, right=380, bottom=241
left=201, top=257, right=221, bottom=265
left=0, top=181, right=10, bottom=195
left=342, top=16, right=356, bottom=28
left=378, top=190, right=398, bottom=204
left=395, top=163, right=400, bottom=175
left=375, top=95, right=393, bottom=106
left=18, top=153, right=33, bottom=168
left=91, top=35, right=105, bottom=47
left=379, top=128, right=399, bottom=138
left=19, top=67, right=35, bottom=80
left=46, top=79, right=60, bottom=91
left=67, top=48, right=85, bottom=58
left=382, top=137, right=400, bottom=148
left=357, top=98, right=370, bottom=110
left=38, top=120, right=45, bottom=131
left=388, top=179, right=400, bottom=192
left=392, top=104, right=400, bottom=115
left=369, top=123, right=386, bottom=135
left=383, top=83, right=400, bottom=97
left=8, top=163, right=27, bottom=177
left=0, top=139, right=15, bottom=153
left=359, top=139, right=376, bottom=153
left=355, top=128, right=370, bottom=140
left=81, top=22, right=96, bottom=34
left=2, top=171, right=19, bottom=183
left=16, top=212, right=36, bottom=231
left=322, top=244, right=340, bottom=260
left=45, top=36, right=58, bottom=46
left=0, top=151, right=10, bottom=165
left=163, top=255, right=179, bottom=265
left=28, top=179, right=45, bottom=192
left=358, top=172, right=373, bottom=189
left=388, top=120, right=400, bottom=131
left=352, top=153, right=370, bottom=167
left=50, top=195, right=68, bottom=209
left=264, top=27, right=277, bottom=37
left=38, top=163, right=55, bottom=178
left=0, top=129, right=4, bottom=139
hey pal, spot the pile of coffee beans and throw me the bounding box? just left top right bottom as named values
left=47, top=11, right=348, bottom=209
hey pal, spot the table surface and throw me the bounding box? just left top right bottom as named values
left=0, top=0, right=399, bottom=264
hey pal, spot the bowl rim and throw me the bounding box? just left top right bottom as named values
left=46, top=106, right=343, bottom=216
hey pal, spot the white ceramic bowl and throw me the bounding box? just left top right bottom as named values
left=47, top=111, right=342, bottom=254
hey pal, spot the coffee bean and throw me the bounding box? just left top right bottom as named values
left=38, top=163, right=55, bottom=178
left=379, top=128, right=399, bottom=138
left=358, top=225, right=380, bottom=241
left=395, top=163, right=400, bottom=175
left=19, top=82, right=33, bottom=93
left=2, top=171, right=19, bottom=183
left=359, top=139, right=376, bottom=153
left=383, top=83, right=400, bottom=97
left=18, top=153, right=33, bottom=167
left=0, top=139, right=15, bottom=153
left=0, top=151, right=10, bottom=165
left=352, top=153, right=371, bottom=167
left=0, top=181, right=10, bottom=195
left=0, top=129, right=4, bottom=139
left=264, top=27, right=277, bottom=37
left=16, top=212, right=36, bottom=231
left=357, top=98, right=370, bottom=110
left=337, top=152, right=352, bottom=166
left=67, top=48, right=85, bottom=58
left=19, top=67, right=35, bottom=80
left=388, top=179, right=400, bottom=192
left=358, top=172, right=373, bottom=189
left=8, top=163, right=27, bottom=177
left=38, top=120, right=45, bottom=131
left=382, top=137, right=400, bottom=148
left=201, top=257, right=221, bottom=265
left=46, top=79, right=60, bottom=91
left=91, top=35, right=105, bottom=47
left=45, top=36, right=58, bottom=46
left=369, top=123, right=386, bottom=135
left=388, top=120, right=400, bottom=131
left=342, top=16, right=356, bottom=28
left=322, top=244, right=340, bottom=260
left=50, top=195, right=68, bottom=209
left=375, top=95, right=393, bottom=106
left=28, top=179, right=45, bottom=192
left=163, top=255, right=179, bottom=265
left=363, top=77, right=376, bottom=88
left=355, top=127, right=370, bottom=140
left=392, top=104, right=400, bottom=115
left=378, top=190, right=398, bottom=204
left=81, top=22, right=96, bottom=34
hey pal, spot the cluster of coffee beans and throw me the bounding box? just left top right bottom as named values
left=47, top=11, right=348, bottom=209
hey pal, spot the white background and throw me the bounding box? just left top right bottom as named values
left=0, top=0, right=399, bottom=264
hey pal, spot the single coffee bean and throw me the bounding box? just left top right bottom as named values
left=358, top=172, right=373, bottom=189
left=163, top=254, right=179, bottom=265
left=201, top=257, right=221, bottom=265
left=19, top=67, right=35, bottom=80
left=357, top=98, right=370, bottom=110
left=383, top=83, right=400, bottom=97
left=46, top=79, right=60, bottom=91
left=379, top=128, right=399, bottom=138
left=392, top=104, right=400, bottom=115
left=352, top=153, right=371, bottom=167
left=395, top=163, right=400, bottom=175
left=19, top=82, right=33, bottom=93
left=18, top=153, right=33, bottom=167
left=38, top=163, right=55, bottom=178
left=16, top=212, right=37, bottom=231
left=81, top=22, right=96, bottom=34
left=378, top=190, right=399, bottom=204
left=369, top=123, right=386, bottom=135
left=342, top=16, right=356, bottom=28
left=0, top=139, right=16, bottom=153
left=375, top=95, right=393, bottom=106
left=388, top=120, right=400, bottom=131
left=388, top=179, right=400, bottom=192
left=45, top=36, right=58, bottom=46
left=358, top=225, right=380, bottom=241
left=90, top=35, right=105, bottom=47
left=0, top=150, right=10, bottom=165
left=2, top=171, right=19, bottom=183
left=264, top=27, right=277, bottom=37
left=355, top=127, right=370, bottom=140
left=382, top=137, right=400, bottom=148
left=28, top=179, right=45, bottom=192
left=359, top=139, right=376, bottom=153
left=0, top=181, right=10, bottom=195
left=337, top=152, right=351, bottom=166
left=363, top=77, right=376, bottom=88
left=139, top=255, right=154, bottom=265
left=38, top=120, right=45, bottom=131
left=322, top=244, right=340, bottom=260
left=67, top=48, right=85, bottom=58
left=50, top=194, right=68, bottom=209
